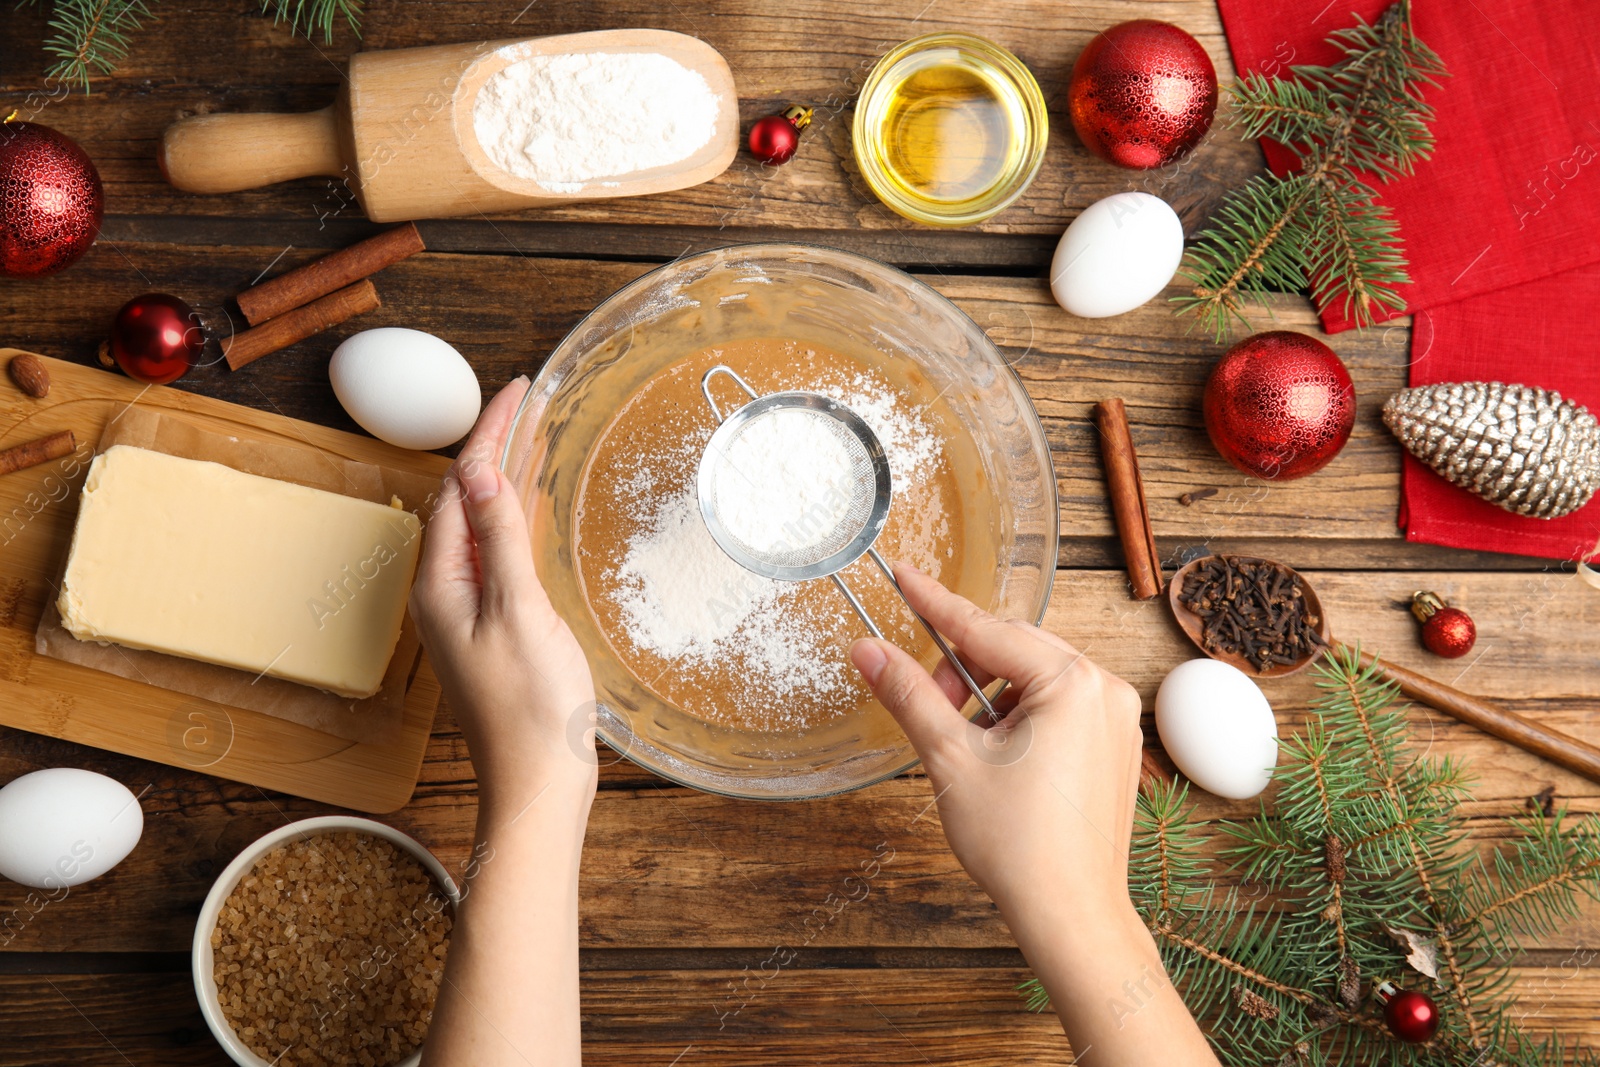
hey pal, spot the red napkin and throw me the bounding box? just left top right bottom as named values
left=1406, top=270, right=1600, bottom=562
left=1214, top=0, right=1600, bottom=561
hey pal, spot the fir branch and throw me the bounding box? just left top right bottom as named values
left=1460, top=811, right=1600, bottom=940
left=17, top=0, right=153, bottom=92
left=1176, top=0, right=1448, bottom=338
left=1321, top=644, right=1488, bottom=1049
left=260, top=0, right=362, bottom=44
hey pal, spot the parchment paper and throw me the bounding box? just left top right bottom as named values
left=35, top=408, right=440, bottom=746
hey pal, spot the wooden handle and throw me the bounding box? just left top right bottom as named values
left=160, top=107, right=345, bottom=193
left=1342, top=642, right=1600, bottom=784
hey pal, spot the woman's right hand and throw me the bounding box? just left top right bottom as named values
left=849, top=562, right=1145, bottom=922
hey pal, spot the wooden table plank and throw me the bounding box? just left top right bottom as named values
left=5, top=0, right=1597, bottom=1057
left=1, top=0, right=1258, bottom=264
left=4, top=241, right=1549, bottom=570
left=3, top=569, right=1594, bottom=956
left=5, top=964, right=1600, bottom=1066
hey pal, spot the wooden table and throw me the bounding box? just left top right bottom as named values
left=3, top=1, right=1597, bottom=1063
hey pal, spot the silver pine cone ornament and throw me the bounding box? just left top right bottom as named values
left=1383, top=381, right=1600, bottom=519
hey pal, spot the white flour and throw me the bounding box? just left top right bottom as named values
left=606, top=370, right=943, bottom=719
left=612, top=491, right=772, bottom=657
left=712, top=408, right=863, bottom=556
left=473, top=51, right=719, bottom=191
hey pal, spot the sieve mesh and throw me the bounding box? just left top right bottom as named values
left=704, top=406, right=880, bottom=570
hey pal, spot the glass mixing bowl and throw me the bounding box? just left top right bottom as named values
left=501, top=244, right=1056, bottom=800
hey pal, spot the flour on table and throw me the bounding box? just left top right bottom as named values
left=473, top=51, right=719, bottom=190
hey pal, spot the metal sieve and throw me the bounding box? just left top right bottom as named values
left=697, top=365, right=1000, bottom=721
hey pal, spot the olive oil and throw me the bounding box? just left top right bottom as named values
left=881, top=59, right=1019, bottom=204
left=854, top=34, right=1048, bottom=226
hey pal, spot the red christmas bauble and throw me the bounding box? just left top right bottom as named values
left=1068, top=20, right=1218, bottom=170
left=0, top=120, right=103, bottom=278
left=108, top=294, right=204, bottom=385
left=748, top=107, right=812, bottom=165
left=1204, top=331, right=1357, bottom=481
left=1423, top=608, right=1477, bottom=658
left=1411, top=592, right=1476, bottom=658
left=1378, top=983, right=1440, bottom=1044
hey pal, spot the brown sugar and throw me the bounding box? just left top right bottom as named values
left=210, top=832, right=453, bottom=1067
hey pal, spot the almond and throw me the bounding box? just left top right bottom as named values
left=8, top=353, right=49, bottom=399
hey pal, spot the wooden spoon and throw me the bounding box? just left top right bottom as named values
left=1168, top=554, right=1600, bottom=785
left=1166, top=555, right=1331, bottom=679
left=159, top=30, right=739, bottom=222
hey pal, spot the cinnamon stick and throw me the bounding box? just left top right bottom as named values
left=223, top=280, right=381, bottom=371
left=1093, top=398, right=1164, bottom=600
left=236, top=223, right=422, bottom=326
left=0, top=430, right=76, bottom=477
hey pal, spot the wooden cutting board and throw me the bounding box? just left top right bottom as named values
left=0, top=351, right=451, bottom=813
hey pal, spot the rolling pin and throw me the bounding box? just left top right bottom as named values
left=158, top=30, right=739, bottom=222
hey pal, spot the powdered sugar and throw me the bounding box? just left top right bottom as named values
left=711, top=408, right=866, bottom=557
left=611, top=491, right=771, bottom=657
left=473, top=52, right=719, bottom=191
left=599, top=362, right=944, bottom=726
left=609, top=489, right=851, bottom=700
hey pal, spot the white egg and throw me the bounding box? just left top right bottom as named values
left=1155, top=659, right=1278, bottom=800
left=1049, top=191, right=1184, bottom=318
left=0, top=768, right=144, bottom=889
left=330, top=328, right=482, bottom=451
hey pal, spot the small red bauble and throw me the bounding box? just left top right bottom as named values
left=1411, top=592, right=1476, bottom=658
left=1204, top=331, right=1357, bottom=481
left=1068, top=20, right=1218, bottom=170
left=1376, top=981, right=1440, bottom=1044
left=748, top=105, right=813, bottom=165
left=107, top=294, right=204, bottom=385
left=0, top=120, right=104, bottom=278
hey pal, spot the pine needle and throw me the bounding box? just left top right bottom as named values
left=17, top=0, right=153, bottom=92
left=16, top=0, right=363, bottom=90
left=260, top=0, right=363, bottom=45
left=1176, top=0, right=1448, bottom=339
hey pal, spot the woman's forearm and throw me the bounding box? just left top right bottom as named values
left=421, top=783, right=592, bottom=1067
left=1002, top=894, right=1220, bottom=1067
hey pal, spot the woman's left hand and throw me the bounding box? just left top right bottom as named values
left=409, top=377, right=598, bottom=811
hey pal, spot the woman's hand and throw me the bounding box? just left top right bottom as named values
left=412, top=378, right=596, bottom=1067
left=849, top=562, right=1143, bottom=920
left=410, top=377, right=597, bottom=812
left=851, top=566, right=1219, bottom=1067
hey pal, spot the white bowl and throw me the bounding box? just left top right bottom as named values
left=192, top=816, right=461, bottom=1067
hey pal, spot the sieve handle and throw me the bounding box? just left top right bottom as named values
left=867, top=548, right=1003, bottom=723
left=832, top=574, right=883, bottom=639
left=701, top=364, right=760, bottom=423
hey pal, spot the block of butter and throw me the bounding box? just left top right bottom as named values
left=57, top=445, right=423, bottom=699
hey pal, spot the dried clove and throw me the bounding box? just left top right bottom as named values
left=1178, top=487, right=1220, bottom=506
left=1178, top=555, right=1327, bottom=673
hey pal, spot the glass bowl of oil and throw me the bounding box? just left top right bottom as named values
left=853, top=32, right=1048, bottom=227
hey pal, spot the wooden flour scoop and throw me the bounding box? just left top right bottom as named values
left=159, top=30, right=739, bottom=222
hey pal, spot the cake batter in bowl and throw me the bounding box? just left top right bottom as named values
left=500, top=244, right=1056, bottom=799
